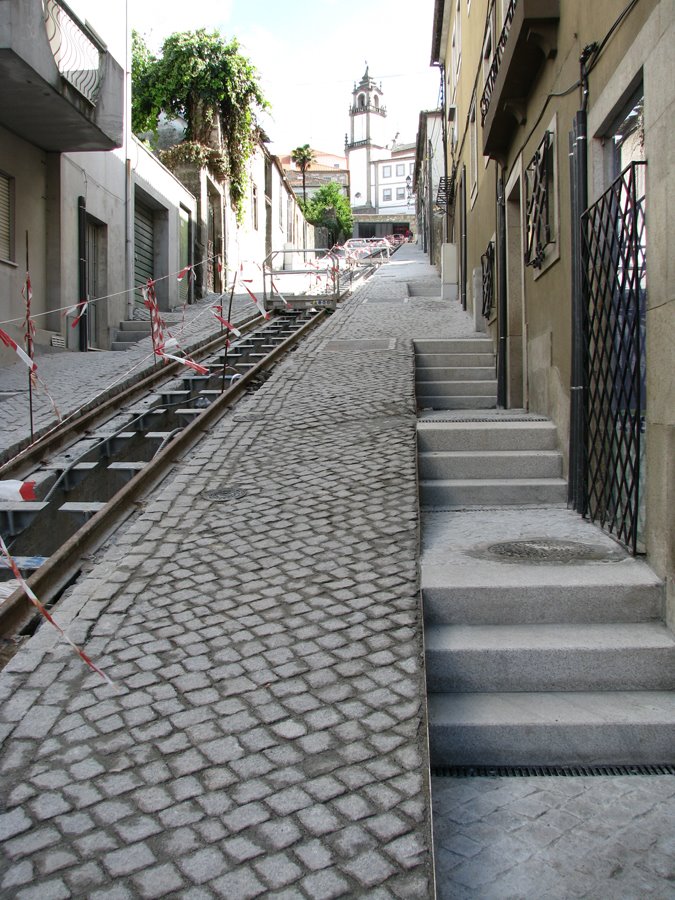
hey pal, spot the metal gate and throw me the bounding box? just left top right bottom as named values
left=581, top=160, right=647, bottom=553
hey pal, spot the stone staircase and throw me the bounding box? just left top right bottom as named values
left=415, top=337, right=497, bottom=410
left=416, top=339, right=675, bottom=767
left=111, top=320, right=151, bottom=351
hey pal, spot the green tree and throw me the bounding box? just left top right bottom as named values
left=304, top=183, right=354, bottom=245
left=131, top=29, right=269, bottom=221
left=290, top=144, right=316, bottom=206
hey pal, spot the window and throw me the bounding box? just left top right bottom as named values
left=382, top=165, right=391, bottom=178
left=383, top=188, right=392, bottom=202
left=252, top=183, right=258, bottom=230
left=374, top=96, right=379, bottom=108
left=524, top=120, right=559, bottom=274
left=0, top=171, right=14, bottom=262
left=358, top=93, right=365, bottom=109
left=409, top=163, right=415, bottom=174
left=396, top=187, right=405, bottom=200
left=482, top=13, right=494, bottom=91
left=395, top=164, right=405, bottom=176
left=469, top=95, right=478, bottom=201
left=454, top=0, right=462, bottom=75
left=286, top=195, right=294, bottom=243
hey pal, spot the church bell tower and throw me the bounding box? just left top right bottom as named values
left=346, top=66, right=387, bottom=210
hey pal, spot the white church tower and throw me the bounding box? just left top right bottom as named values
left=345, top=66, right=387, bottom=211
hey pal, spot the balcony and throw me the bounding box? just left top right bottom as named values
left=0, top=0, right=124, bottom=152
left=480, top=0, right=559, bottom=160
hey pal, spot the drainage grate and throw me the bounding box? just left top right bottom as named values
left=432, top=764, right=675, bottom=777
left=417, top=415, right=550, bottom=423
left=201, top=487, right=248, bottom=502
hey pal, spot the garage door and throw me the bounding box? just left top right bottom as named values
left=134, top=199, right=154, bottom=291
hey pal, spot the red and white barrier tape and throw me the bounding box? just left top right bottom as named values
left=0, top=328, right=37, bottom=373
left=241, top=281, right=270, bottom=320
left=0, top=534, right=112, bottom=684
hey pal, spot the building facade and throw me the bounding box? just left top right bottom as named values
left=279, top=150, right=350, bottom=206
left=0, top=0, right=198, bottom=354
left=414, top=109, right=446, bottom=264
left=430, top=0, right=673, bottom=616
left=0, top=1, right=314, bottom=358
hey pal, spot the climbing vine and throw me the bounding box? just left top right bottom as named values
left=131, top=29, right=269, bottom=222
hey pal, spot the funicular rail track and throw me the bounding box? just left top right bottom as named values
left=0, top=308, right=329, bottom=637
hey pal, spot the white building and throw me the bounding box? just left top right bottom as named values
left=0, top=0, right=197, bottom=354
left=345, top=67, right=416, bottom=239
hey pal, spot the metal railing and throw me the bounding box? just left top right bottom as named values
left=43, top=0, right=105, bottom=105
left=582, top=160, right=647, bottom=553
left=480, top=0, right=517, bottom=124
left=262, top=248, right=345, bottom=311
left=481, top=240, right=495, bottom=318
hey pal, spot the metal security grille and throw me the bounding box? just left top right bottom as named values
left=581, top=161, right=646, bottom=553
left=436, top=176, right=450, bottom=210
left=525, top=131, right=552, bottom=269
left=481, top=240, right=495, bottom=319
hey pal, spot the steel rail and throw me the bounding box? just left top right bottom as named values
left=0, top=312, right=262, bottom=481
left=0, top=310, right=327, bottom=636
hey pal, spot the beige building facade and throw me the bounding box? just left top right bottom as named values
left=430, top=0, right=673, bottom=615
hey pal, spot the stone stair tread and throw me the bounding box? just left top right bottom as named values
left=421, top=559, right=663, bottom=591
left=420, top=449, right=561, bottom=458
left=428, top=690, right=675, bottom=725
left=418, top=397, right=498, bottom=409
left=427, top=690, right=675, bottom=765
left=425, top=622, right=675, bottom=652
left=420, top=476, right=567, bottom=488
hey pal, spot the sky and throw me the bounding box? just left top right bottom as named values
left=72, top=0, right=441, bottom=157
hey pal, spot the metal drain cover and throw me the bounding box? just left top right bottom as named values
left=480, top=539, right=626, bottom=563
left=201, top=487, right=248, bottom=502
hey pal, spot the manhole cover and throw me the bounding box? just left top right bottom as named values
left=201, top=487, right=248, bottom=502
left=481, top=539, right=625, bottom=563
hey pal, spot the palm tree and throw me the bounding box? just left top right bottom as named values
left=291, top=144, right=316, bottom=206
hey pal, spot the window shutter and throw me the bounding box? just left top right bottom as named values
left=0, top=173, right=11, bottom=261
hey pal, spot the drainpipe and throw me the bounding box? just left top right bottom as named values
left=568, top=46, right=594, bottom=510
left=496, top=169, right=507, bottom=407
left=77, top=196, right=88, bottom=352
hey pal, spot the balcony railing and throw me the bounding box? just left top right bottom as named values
left=479, top=0, right=559, bottom=158
left=480, top=0, right=516, bottom=125
left=349, top=103, right=387, bottom=116
left=43, top=0, right=104, bottom=105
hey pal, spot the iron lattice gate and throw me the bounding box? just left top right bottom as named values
left=581, top=160, right=647, bottom=553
